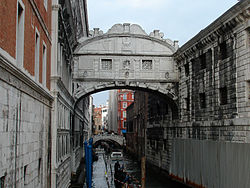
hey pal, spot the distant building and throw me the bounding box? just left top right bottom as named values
left=117, top=90, right=134, bottom=135
left=93, top=102, right=109, bottom=134
left=102, top=102, right=109, bottom=131
left=108, top=90, right=118, bottom=133
left=93, top=106, right=102, bottom=134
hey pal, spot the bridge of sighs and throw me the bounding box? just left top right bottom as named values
left=72, top=23, right=179, bottom=103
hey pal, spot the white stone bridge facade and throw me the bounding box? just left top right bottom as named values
left=73, top=23, right=179, bottom=101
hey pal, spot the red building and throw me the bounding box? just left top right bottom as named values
left=117, top=89, right=134, bottom=135
left=0, top=0, right=52, bottom=89
left=93, top=106, right=102, bottom=135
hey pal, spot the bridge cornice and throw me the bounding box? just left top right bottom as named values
left=75, top=33, right=177, bottom=54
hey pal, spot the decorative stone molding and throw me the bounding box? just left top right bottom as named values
left=0, top=52, right=53, bottom=106
left=75, top=23, right=179, bottom=53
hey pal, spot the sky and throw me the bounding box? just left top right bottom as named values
left=88, top=0, right=239, bottom=106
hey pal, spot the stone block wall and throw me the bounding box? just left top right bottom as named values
left=144, top=1, right=250, bottom=188
left=0, top=64, right=52, bottom=188
left=175, top=0, right=250, bottom=144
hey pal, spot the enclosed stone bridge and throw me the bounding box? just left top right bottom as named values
left=73, top=23, right=179, bottom=102
left=93, top=134, right=125, bottom=146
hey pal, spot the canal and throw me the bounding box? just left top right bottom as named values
left=86, top=150, right=189, bottom=188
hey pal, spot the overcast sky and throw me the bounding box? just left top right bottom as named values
left=88, top=0, right=238, bottom=106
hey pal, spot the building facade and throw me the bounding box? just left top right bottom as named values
left=108, top=90, right=118, bottom=133
left=50, top=0, right=89, bottom=187
left=101, top=102, right=109, bottom=132
left=0, top=0, right=52, bottom=187
left=170, top=1, right=250, bottom=187
left=93, top=106, right=102, bottom=135
left=127, top=1, right=250, bottom=188
left=117, top=90, right=134, bottom=135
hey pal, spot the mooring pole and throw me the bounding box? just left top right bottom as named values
left=87, top=144, right=92, bottom=188
left=84, top=141, right=89, bottom=186
left=141, top=156, right=146, bottom=188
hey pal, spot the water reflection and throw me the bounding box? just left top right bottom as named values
left=87, top=151, right=188, bottom=188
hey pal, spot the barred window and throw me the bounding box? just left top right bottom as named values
left=199, top=53, right=206, bottom=70
left=123, top=102, right=127, bottom=108
left=184, top=63, right=189, bottom=76
left=220, top=41, right=228, bottom=60
left=101, top=59, right=112, bottom=70
left=199, top=93, right=206, bottom=108
left=220, top=87, right=228, bottom=105
left=142, top=60, right=152, bottom=70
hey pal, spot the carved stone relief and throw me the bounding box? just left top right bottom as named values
left=123, top=60, right=131, bottom=70
left=122, top=37, right=132, bottom=51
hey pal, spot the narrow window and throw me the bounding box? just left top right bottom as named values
left=35, top=30, right=40, bottom=82
left=123, top=121, right=126, bottom=128
left=184, top=63, right=189, bottom=77
left=220, top=41, right=228, bottom=60
left=42, top=43, right=47, bottom=87
left=123, top=94, right=127, bottom=100
left=123, top=111, right=126, bottom=118
left=123, top=102, right=127, bottom=108
left=199, top=93, right=206, bottom=108
left=38, top=158, right=41, bottom=183
left=24, top=165, right=28, bottom=185
left=16, top=2, right=25, bottom=68
left=185, top=97, right=190, bottom=111
left=199, top=53, right=206, bottom=70
left=0, top=175, right=5, bottom=188
left=220, top=87, right=228, bottom=105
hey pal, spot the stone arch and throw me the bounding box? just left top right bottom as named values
left=73, top=85, right=179, bottom=119
left=93, top=134, right=126, bottom=146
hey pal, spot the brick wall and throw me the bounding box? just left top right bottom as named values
left=0, top=0, right=17, bottom=57
left=0, top=0, right=51, bottom=89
